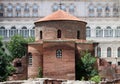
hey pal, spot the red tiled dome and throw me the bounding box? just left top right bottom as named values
left=35, top=10, right=82, bottom=23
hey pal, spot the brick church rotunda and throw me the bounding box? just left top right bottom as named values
left=28, top=10, right=94, bottom=80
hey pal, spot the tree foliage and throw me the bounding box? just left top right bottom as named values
left=7, top=35, right=35, bottom=59
left=0, top=37, right=14, bottom=81
left=76, top=51, right=98, bottom=80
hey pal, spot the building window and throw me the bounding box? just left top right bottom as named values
left=24, top=3, right=30, bottom=17
left=104, top=26, right=113, bottom=37
left=118, top=62, right=120, bottom=66
left=40, top=31, right=42, bottom=39
left=105, top=5, right=110, bottom=17
left=96, top=26, right=103, bottom=37
left=88, top=4, right=94, bottom=17
left=16, top=3, right=21, bottom=17
left=86, top=26, right=91, bottom=37
left=52, top=3, right=59, bottom=12
left=28, top=52, right=32, bottom=66
left=107, top=47, right=111, bottom=57
left=32, top=3, right=38, bottom=17
left=9, top=26, right=18, bottom=37
left=0, top=3, right=4, bottom=17
left=56, top=49, right=62, bottom=58
left=97, top=47, right=101, bottom=57
left=108, top=61, right=112, bottom=65
left=0, top=26, right=7, bottom=38
left=57, top=30, right=61, bottom=38
left=7, top=3, right=13, bottom=17
left=118, top=47, right=120, bottom=57
left=30, top=27, right=35, bottom=37
left=77, top=30, right=80, bottom=39
left=61, top=4, right=66, bottom=11
left=115, top=26, right=120, bottom=37
left=69, top=3, right=75, bottom=13
left=20, top=26, right=29, bottom=38
left=97, top=5, right=102, bottom=17
left=113, top=3, right=118, bottom=17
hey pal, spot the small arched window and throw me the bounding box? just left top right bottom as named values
left=28, top=52, right=32, bottom=66
left=52, top=3, right=59, bottom=12
left=77, top=30, right=80, bottom=39
left=9, top=26, right=18, bottom=37
left=97, top=47, right=101, bottom=57
left=32, top=3, right=38, bottom=17
left=96, top=26, right=103, bottom=37
left=0, top=3, right=4, bottom=16
left=113, top=3, right=118, bottom=17
left=20, top=26, right=29, bottom=38
left=115, top=26, right=120, bottom=37
left=56, top=49, right=62, bottom=58
left=97, top=4, right=102, bottom=17
left=69, top=3, right=75, bottom=13
left=16, top=3, right=21, bottom=17
left=88, top=3, right=94, bottom=17
left=61, top=4, right=66, bottom=11
left=86, top=26, right=91, bottom=37
left=118, top=47, right=120, bottom=57
left=104, top=26, right=113, bottom=37
left=24, top=3, right=30, bottom=17
left=107, top=47, right=111, bottom=57
left=0, top=26, right=7, bottom=38
left=105, top=4, right=110, bottom=17
left=40, top=31, right=42, bottom=39
left=57, top=30, right=61, bottom=38
left=7, top=3, right=13, bottom=17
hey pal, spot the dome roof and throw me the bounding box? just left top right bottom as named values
left=35, top=10, right=83, bottom=23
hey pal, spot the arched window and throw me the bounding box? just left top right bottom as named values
left=118, top=47, right=120, bottom=57
left=107, top=47, right=111, bottom=57
left=52, top=3, right=59, bottom=12
left=57, top=30, right=61, bottom=38
left=24, top=3, right=30, bottom=17
left=16, top=3, right=21, bottom=17
left=0, top=26, right=7, bottom=38
left=113, top=3, right=118, bottom=17
left=40, top=31, right=42, bottom=39
left=97, top=5, right=102, bottom=17
left=69, top=3, right=75, bottom=13
left=77, top=30, right=80, bottom=39
left=105, top=4, right=110, bottom=17
left=0, top=3, right=4, bottom=16
left=32, top=3, right=38, bottom=17
left=61, top=4, right=66, bottom=11
left=115, top=26, right=120, bottom=37
left=30, top=27, right=35, bottom=37
left=9, top=26, right=18, bottom=37
left=97, top=47, right=101, bottom=57
left=96, top=26, right=103, bottom=37
left=86, top=26, right=91, bottom=37
left=20, top=26, right=29, bottom=38
left=104, top=26, right=113, bottom=37
left=88, top=4, right=94, bottom=17
left=28, top=52, right=32, bottom=66
left=56, top=49, right=62, bottom=58
left=7, top=3, right=13, bottom=17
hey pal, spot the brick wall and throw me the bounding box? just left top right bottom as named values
left=43, top=41, right=75, bottom=80
left=28, top=43, right=43, bottom=78
left=35, top=20, right=86, bottom=41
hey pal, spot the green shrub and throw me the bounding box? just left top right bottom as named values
left=38, top=67, right=43, bottom=78
left=90, top=75, right=101, bottom=83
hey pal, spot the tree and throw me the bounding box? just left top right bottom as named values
left=0, top=37, right=14, bottom=81
left=76, top=51, right=98, bottom=80
left=7, top=35, right=35, bottom=59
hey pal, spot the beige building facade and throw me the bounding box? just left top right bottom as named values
left=0, top=0, right=120, bottom=66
